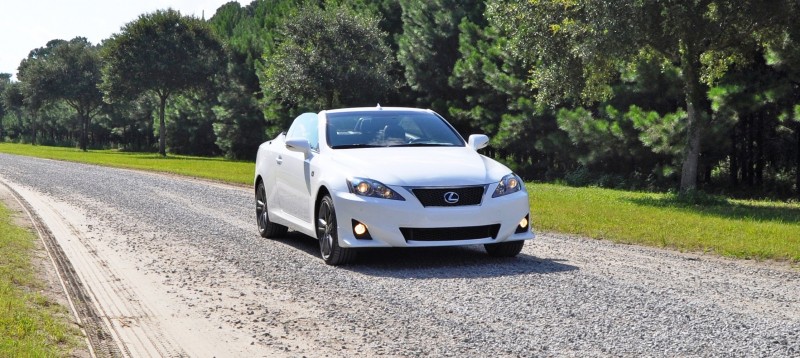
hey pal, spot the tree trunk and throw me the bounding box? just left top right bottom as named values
left=31, top=111, right=37, bottom=145
left=744, top=115, right=753, bottom=187
left=796, top=123, right=800, bottom=196
left=679, top=44, right=706, bottom=192
left=85, top=111, right=90, bottom=150
left=730, top=125, right=738, bottom=187
left=79, top=109, right=88, bottom=151
left=326, top=91, right=335, bottom=109
left=755, top=113, right=764, bottom=187
left=158, top=93, right=168, bottom=157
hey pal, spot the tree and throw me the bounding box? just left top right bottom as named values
left=213, top=76, right=266, bottom=160
left=17, top=37, right=103, bottom=150
left=488, top=0, right=796, bottom=192
left=1, top=81, right=26, bottom=142
left=0, top=73, right=10, bottom=140
left=397, top=0, right=484, bottom=114
left=14, top=40, right=65, bottom=145
left=209, top=0, right=301, bottom=158
left=165, top=92, right=220, bottom=156
left=449, top=19, right=571, bottom=179
left=260, top=4, right=394, bottom=111
left=101, top=9, right=225, bottom=156
left=101, top=96, right=157, bottom=151
left=763, top=14, right=800, bottom=195
left=209, top=0, right=300, bottom=92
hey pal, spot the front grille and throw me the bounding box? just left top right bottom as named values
left=411, top=186, right=485, bottom=207
left=400, top=224, right=501, bottom=242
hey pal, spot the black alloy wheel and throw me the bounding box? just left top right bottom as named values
left=316, top=195, right=356, bottom=265
left=256, top=181, right=287, bottom=238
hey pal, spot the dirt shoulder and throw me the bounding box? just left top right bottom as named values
left=0, top=179, right=290, bottom=357
left=0, top=183, right=91, bottom=357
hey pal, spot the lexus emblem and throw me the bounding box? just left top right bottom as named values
left=443, top=191, right=460, bottom=204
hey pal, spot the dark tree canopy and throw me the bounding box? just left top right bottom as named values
left=489, top=0, right=797, bottom=191
left=397, top=0, right=485, bottom=114
left=17, top=37, right=103, bottom=150
left=101, top=8, right=225, bottom=156
left=259, top=4, right=395, bottom=112
left=0, top=73, right=10, bottom=140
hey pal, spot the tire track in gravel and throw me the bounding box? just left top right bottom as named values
left=2, top=181, right=185, bottom=357
left=0, top=155, right=373, bottom=357
left=0, top=182, right=121, bottom=357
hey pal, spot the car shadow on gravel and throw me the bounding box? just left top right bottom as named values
left=347, top=247, right=578, bottom=279
left=272, top=232, right=577, bottom=279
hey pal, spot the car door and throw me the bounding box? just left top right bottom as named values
left=276, top=113, right=318, bottom=224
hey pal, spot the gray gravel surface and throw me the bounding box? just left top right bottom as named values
left=1, top=153, right=799, bottom=357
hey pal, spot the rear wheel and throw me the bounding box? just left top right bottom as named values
left=484, top=240, right=524, bottom=257
left=317, top=195, right=356, bottom=265
left=256, top=181, right=287, bottom=238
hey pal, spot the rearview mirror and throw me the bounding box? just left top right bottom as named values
left=468, top=134, right=490, bottom=150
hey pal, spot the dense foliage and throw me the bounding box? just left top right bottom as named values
left=101, top=9, right=225, bottom=156
left=1, top=0, right=799, bottom=198
left=259, top=3, right=395, bottom=132
left=17, top=38, right=103, bottom=150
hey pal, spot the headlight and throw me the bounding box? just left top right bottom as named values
left=347, top=177, right=405, bottom=200
left=492, top=173, right=523, bottom=198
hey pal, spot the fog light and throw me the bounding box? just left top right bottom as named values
left=354, top=223, right=367, bottom=236
left=351, top=220, right=372, bottom=240
left=515, top=214, right=530, bottom=234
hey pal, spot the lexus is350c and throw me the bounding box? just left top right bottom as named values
left=254, top=106, right=534, bottom=265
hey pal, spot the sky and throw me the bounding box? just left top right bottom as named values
left=0, top=0, right=249, bottom=80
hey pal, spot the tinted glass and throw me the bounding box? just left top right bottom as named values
left=326, top=111, right=464, bottom=149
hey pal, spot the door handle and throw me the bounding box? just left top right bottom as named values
left=276, top=156, right=283, bottom=165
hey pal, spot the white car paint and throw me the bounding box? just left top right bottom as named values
left=254, top=107, right=534, bottom=262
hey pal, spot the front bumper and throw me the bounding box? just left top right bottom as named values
left=332, top=186, right=535, bottom=248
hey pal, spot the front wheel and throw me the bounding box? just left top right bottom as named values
left=316, top=195, right=356, bottom=265
left=256, top=181, right=287, bottom=238
left=484, top=240, right=525, bottom=257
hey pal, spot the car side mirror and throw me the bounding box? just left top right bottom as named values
left=286, top=138, right=311, bottom=156
left=468, top=134, right=490, bottom=150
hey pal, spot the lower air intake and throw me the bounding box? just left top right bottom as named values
left=399, top=224, right=500, bottom=242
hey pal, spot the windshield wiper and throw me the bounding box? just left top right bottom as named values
left=388, top=143, right=456, bottom=147
left=330, top=144, right=383, bottom=149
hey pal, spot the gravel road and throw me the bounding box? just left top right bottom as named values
left=1, top=153, right=798, bottom=357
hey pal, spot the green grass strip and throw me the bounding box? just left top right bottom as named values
left=0, top=202, right=83, bottom=357
left=0, top=143, right=253, bottom=185
left=530, top=183, right=800, bottom=262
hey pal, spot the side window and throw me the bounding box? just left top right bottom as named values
left=286, top=113, right=319, bottom=151
left=307, top=115, right=319, bottom=151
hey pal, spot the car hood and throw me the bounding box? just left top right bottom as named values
left=329, top=147, right=511, bottom=187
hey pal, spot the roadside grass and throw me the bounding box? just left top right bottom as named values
left=0, top=202, right=83, bottom=356
left=530, top=183, right=800, bottom=262
left=2, top=143, right=799, bottom=263
left=0, top=142, right=253, bottom=185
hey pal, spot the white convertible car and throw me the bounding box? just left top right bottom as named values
left=254, top=106, right=534, bottom=265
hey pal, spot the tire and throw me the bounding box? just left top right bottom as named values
left=484, top=240, right=525, bottom=257
left=256, top=181, right=287, bottom=238
left=316, top=195, right=356, bottom=265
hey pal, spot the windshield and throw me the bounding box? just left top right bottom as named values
left=326, top=110, right=465, bottom=149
